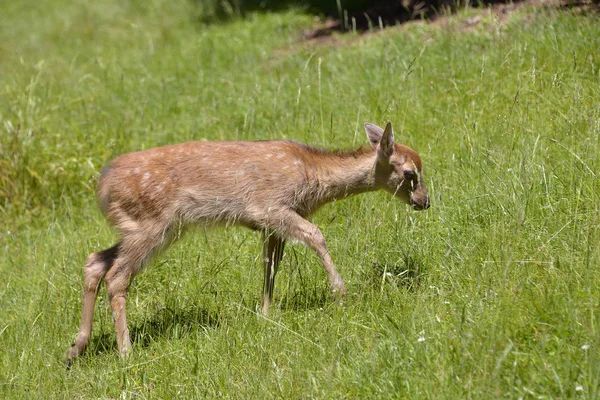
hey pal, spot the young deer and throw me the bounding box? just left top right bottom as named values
left=66, top=121, right=429, bottom=363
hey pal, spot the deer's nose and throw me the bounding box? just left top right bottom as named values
left=411, top=197, right=430, bottom=210
left=424, top=197, right=430, bottom=209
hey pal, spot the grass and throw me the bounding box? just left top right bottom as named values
left=1, top=0, right=600, bottom=397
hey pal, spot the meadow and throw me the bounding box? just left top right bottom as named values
left=1, top=0, right=599, bottom=398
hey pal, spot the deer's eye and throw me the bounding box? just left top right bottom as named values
left=403, top=170, right=415, bottom=180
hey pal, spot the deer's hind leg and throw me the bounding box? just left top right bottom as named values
left=261, top=231, right=286, bottom=315
left=104, top=226, right=171, bottom=358
left=67, top=243, right=120, bottom=364
left=67, top=219, right=175, bottom=364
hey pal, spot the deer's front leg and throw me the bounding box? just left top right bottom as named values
left=270, top=211, right=346, bottom=297
left=261, top=231, right=286, bottom=314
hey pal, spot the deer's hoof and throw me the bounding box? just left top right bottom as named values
left=331, top=275, right=347, bottom=297
left=65, top=344, right=82, bottom=369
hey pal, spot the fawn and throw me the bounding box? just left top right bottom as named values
left=66, top=121, right=430, bottom=363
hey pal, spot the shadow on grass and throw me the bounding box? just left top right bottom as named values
left=367, top=251, right=426, bottom=292
left=87, top=306, right=220, bottom=355
left=277, top=288, right=331, bottom=311
left=274, top=251, right=427, bottom=311
left=84, top=251, right=425, bottom=355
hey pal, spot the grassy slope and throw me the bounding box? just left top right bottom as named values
left=1, top=0, right=599, bottom=398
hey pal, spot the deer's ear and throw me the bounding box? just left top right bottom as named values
left=364, top=123, right=384, bottom=148
left=365, top=121, right=395, bottom=161
left=379, top=121, right=394, bottom=159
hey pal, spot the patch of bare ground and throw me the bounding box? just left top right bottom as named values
left=300, top=0, right=598, bottom=44
left=268, top=0, right=597, bottom=63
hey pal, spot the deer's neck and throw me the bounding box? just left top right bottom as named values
left=309, top=148, right=378, bottom=205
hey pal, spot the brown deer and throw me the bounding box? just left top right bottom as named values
left=66, top=121, right=430, bottom=363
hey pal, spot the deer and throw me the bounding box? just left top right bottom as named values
left=66, top=121, right=430, bottom=364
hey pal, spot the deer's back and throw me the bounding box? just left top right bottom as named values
left=98, top=141, right=317, bottom=229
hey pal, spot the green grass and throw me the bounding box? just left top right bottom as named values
left=1, top=0, right=600, bottom=398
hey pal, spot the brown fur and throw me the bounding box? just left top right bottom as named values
left=66, top=121, right=430, bottom=364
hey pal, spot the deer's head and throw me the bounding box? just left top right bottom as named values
left=365, top=121, right=430, bottom=210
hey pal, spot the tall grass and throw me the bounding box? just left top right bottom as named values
left=1, top=0, right=599, bottom=398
